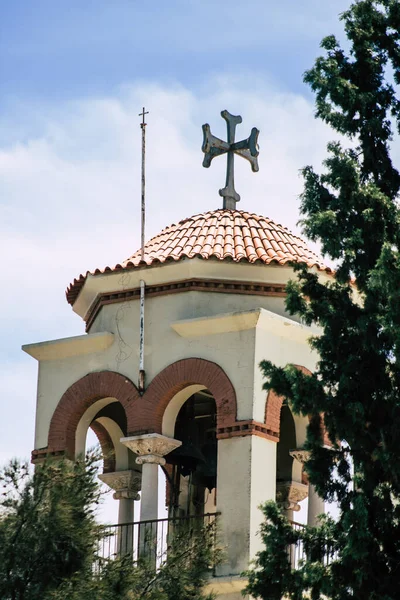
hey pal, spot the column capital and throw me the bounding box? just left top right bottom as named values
left=276, top=481, right=308, bottom=512
left=98, top=470, right=141, bottom=500
left=120, top=433, right=182, bottom=466
left=289, top=448, right=310, bottom=464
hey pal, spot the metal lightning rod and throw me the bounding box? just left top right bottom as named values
left=138, top=106, right=149, bottom=394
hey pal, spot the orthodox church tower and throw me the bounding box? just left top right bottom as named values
left=23, top=110, right=330, bottom=600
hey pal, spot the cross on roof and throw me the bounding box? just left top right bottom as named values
left=138, top=106, right=149, bottom=128
left=202, top=110, right=260, bottom=210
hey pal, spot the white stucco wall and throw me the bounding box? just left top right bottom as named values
left=33, top=289, right=318, bottom=451
left=30, top=254, right=322, bottom=448
left=216, top=436, right=253, bottom=576
left=33, top=290, right=265, bottom=449
left=252, top=323, right=319, bottom=424
left=33, top=262, right=314, bottom=451
left=216, top=435, right=277, bottom=576
left=24, top=258, right=327, bottom=597
left=249, top=435, right=277, bottom=559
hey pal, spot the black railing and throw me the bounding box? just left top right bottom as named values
left=97, top=512, right=218, bottom=568
left=97, top=515, right=333, bottom=572
left=288, top=520, right=306, bottom=568
left=289, top=520, right=336, bottom=567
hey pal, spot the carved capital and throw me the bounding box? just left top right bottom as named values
left=289, top=448, right=310, bottom=464
left=98, top=470, right=141, bottom=501
left=276, top=481, right=308, bottom=512
left=136, top=454, right=166, bottom=466
left=120, top=433, right=181, bottom=465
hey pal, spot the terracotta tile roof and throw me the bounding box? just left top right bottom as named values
left=66, top=209, right=331, bottom=305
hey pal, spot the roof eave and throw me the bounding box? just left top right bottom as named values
left=70, top=257, right=322, bottom=322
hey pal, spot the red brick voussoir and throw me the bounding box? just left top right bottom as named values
left=264, top=365, right=331, bottom=445
left=43, top=359, right=237, bottom=460
left=265, top=365, right=312, bottom=440
left=90, top=420, right=116, bottom=473
left=264, top=365, right=313, bottom=440
left=133, top=358, right=238, bottom=434
left=47, top=371, right=140, bottom=459
left=39, top=360, right=331, bottom=463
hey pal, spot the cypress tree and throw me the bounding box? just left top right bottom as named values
left=246, top=1, right=400, bottom=599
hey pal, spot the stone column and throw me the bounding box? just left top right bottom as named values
left=289, top=449, right=324, bottom=526
left=307, top=483, right=324, bottom=527
left=276, top=479, right=308, bottom=569
left=98, top=470, right=141, bottom=556
left=121, top=433, right=181, bottom=561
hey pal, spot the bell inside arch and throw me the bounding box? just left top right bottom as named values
left=168, top=440, right=206, bottom=476
left=193, top=438, right=217, bottom=491
left=169, top=390, right=218, bottom=516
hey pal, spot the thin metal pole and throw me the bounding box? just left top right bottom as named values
left=140, top=107, right=148, bottom=261
left=138, top=107, right=148, bottom=394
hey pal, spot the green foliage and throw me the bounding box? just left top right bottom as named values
left=50, top=522, right=218, bottom=600
left=246, top=503, right=303, bottom=600
left=246, top=502, right=343, bottom=600
left=0, top=457, right=217, bottom=600
left=245, top=1, right=400, bottom=599
left=0, top=456, right=101, bottom=600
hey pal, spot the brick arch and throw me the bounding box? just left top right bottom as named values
left=47, top=371, right=140, bottom=459
left=129, top=358, right=237, bottom=434
left=90, top=420, right=116, bottom=473
left=264, top=365, right=312, bottom=440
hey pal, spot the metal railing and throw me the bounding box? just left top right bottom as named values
left=97, top=515, right=333, bottom=572
left=97, top=512, right=218, bottom=568
left=288, top=520, right=336, bottom=568
left=288, top=521, right=305, bottom=569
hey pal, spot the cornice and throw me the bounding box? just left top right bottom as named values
left=171, top=306, right=315, bottom=343
left=217, top=420, right=279, bottom=442
left=22, top=331, right=114, bottom=362
left=85, top=278, right=286, bottom=331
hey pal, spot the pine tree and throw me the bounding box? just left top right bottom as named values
left=246, top=1, right=400, bottom=599
left=0, top=456, right=101, bottom=599
left=0, top=456, right=217, bottom=600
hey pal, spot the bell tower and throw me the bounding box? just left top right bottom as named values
left=23, top=111, right=329, bottom=599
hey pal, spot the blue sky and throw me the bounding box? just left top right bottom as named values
left=1, top=1, right=349, bottom=108
left=1, top=0, right=352, bottom=521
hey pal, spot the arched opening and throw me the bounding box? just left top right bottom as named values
left=141, top=358, right=237, bottom=435
left=83, top=400, right=141, bottom=526
left=75, top=397, right=131, bottom=472
left=277, top=404, right=296, bottom=483
left=276, top=403, right=308, bottom=520
left=47, top=371, right=140, bottom=458
left=165, top=389, right=217, bottom=519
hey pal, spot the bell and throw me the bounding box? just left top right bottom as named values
left=193, top=440, right=217, bottom=491
left=168, top=440, right=206, bottom=476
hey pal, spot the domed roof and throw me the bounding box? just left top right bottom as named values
left=66, top=209, right=330, bottom=305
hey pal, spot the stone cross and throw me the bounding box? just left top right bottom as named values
left=202, top=110, right=260, bottom=210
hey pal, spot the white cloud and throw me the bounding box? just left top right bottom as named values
left=0, top=361, right=38, bottom=463
left=1, top=76, right=337, bottom=471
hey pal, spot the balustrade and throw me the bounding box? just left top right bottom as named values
left=96, top=515, right=334, bottom=572
left=96, top=512, right=218, bottom=570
